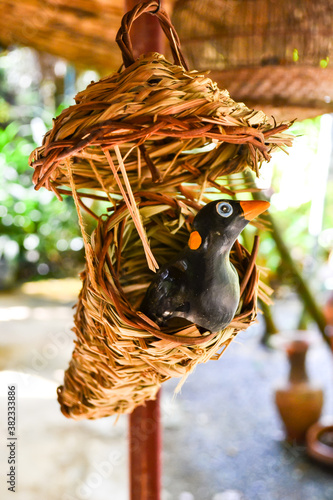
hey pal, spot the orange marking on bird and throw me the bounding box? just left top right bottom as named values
left=188, top=231, right=202, bottom=250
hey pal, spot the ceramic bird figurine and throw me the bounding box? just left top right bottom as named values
left=140, top=199, right=270, bottom=332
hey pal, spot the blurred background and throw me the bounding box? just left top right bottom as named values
left=1, top=1, right=333, bottom=499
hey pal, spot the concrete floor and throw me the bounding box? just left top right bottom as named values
left=0, top=282, right=332, bottom=500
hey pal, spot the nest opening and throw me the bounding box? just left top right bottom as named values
left=55, top=192, right=265, bottom=419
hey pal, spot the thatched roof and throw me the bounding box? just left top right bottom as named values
left=172, top=0, right=333, bottom=120
left=1, top=0, right=332, bottom=120
left=0, top=1, right=122, bottom=70
left=0, top=0, right=174, bottom=71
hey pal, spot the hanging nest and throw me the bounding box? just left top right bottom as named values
left=29, top=2, right=292, bottom=200
left=29, top=1, right=293, bottom=419
left=57, top=192, right=268, bottom=419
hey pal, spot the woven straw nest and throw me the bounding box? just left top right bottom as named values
left=57, top=192, right=268, bottom=419
left=29, top=49, right=291, bottom=198
left=29, top=0, right=293, bottom=419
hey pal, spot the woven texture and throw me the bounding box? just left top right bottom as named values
left=0, top=0, right=124, bottom=71
left=173, top=0, right=333, bottom=120
left=29, top=51, right=291, bottom=198
left=29, top=0, right=293, bottom=419
left=57, top=193, right=267, bottom=419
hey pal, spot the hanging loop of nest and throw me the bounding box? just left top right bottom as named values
left=57, top=192, right=265, bottom=419
left=116, top=0, right=188, bottom=70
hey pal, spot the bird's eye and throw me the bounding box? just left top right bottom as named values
left=216, top=202, right=233, bottom=218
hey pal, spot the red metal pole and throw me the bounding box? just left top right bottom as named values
left=125, top=2, right=164, bottom=499
left=125, top=0, right=164, bottom=59
left=129, top=391, right=162, bottom=500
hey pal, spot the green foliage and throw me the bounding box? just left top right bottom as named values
left=256, top=115, right=333, bottom=289
left=0, top=118, right=83, bottom=288
left=258, top=204, right=315, bottom=277
left=0, top=48, right=103, bottom=288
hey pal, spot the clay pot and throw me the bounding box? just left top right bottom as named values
left=306, top=294, right=333, bottom=466
left=307, top=421, right=333, bottom=467
left=324, top=291, right=333, bottom=327
left=275, top=339, right=323, bottom=444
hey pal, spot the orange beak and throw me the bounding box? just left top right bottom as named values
left=240, top=200, right=270, bottom=221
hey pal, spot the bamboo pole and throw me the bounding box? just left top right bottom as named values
left=240, top=220, right=279, bottom=343
left=266, top=207, right=329, bottom=344
left=259, top=298, right=279, bottom=344
left=243, top=171, right=329, bottom=346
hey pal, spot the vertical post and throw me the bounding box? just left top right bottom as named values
left=129, top=391, right=162, bottom=500
left=125, top=0, right=163, bottom=59
left=124, top=2, right=164, bottom=499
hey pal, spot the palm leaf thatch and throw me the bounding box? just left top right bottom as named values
left=172, top=0, right=333, bottom=120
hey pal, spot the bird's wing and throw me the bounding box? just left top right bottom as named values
left=140, top=260, right=189, bottom=326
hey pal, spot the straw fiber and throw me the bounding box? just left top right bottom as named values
left=29, top=49, right=291, bottom=199
left=57, top=192, right=267, bottom=419
left=29, top=0, right=293, bottom=419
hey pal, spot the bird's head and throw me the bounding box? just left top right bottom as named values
left=188, top=199, right=270, bottom=252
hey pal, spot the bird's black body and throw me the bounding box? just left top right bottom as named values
left=140, top=199, right=269, bottom=333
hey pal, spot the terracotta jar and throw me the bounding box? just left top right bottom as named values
left=305, top=293, right=333, bottom=466
left=275, top=340, right=324, bottom=444
left=307, top=421, right=333, bottom=467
